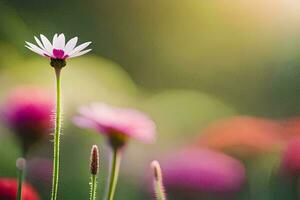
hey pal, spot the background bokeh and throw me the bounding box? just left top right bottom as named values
left=1, top=0, right=300, bottom=199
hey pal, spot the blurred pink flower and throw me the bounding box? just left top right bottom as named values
left=2, top=87, right=54, bottom=152
left=197, top=116, right=282, bottom=157
left=73, top=103, right=156, bottom=147
left=282, top=138, right=300, bottom=176
left=161, top=148, right=246, bottom=194
left=27, top=158, right=53, bottom=187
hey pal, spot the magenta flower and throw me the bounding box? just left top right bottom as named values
left=73, top=103, right=156, bottom=147
left=2, top=87, right=54, bottom=153
left=161, top=148, right=246, bottom=195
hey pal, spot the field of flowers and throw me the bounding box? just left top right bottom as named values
left=1, top=1, right=300, bottom=200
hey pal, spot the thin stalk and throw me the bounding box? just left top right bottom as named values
left=291, top=176, right=299, bottom=200
left=51, top=68, right=62, bottom=200
left=89, top=175, right=97, bottom=200
left=105, top=148, right=121, bottom=200
left=16, top=161, right=25, bottom=200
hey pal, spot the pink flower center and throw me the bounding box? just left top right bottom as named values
left=52, top=49, right=65, bottom=59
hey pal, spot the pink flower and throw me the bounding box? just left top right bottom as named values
left=161, top=148, right=246, bottom=194
left=2, top=87, right=54, bottom=152
left=73, top=103, right=156, bottom=147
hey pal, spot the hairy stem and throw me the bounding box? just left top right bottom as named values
left=51, top=68, right=62, bottom=200
left=89, top=175, right=97, bottom=200
left=154, top=181, right=167, bottom=200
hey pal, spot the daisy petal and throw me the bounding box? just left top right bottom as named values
left=68, top=42, right=91, bottom=56
left=52, top=33, right=58, bottom=48
left=56, top=33, right=65, bottom=50
left=25, top=45, right=46, bottom=56
left=25, top=42, right=45, bottom=54
left=69, top=49, right=92, bottom=58
left=34, top=36, right=45, bottom=50
left=73, top=116, right=99, bottom=130
left=64, top=37, right=78, bottom=54
left=40, top=34, right=53, bottom=55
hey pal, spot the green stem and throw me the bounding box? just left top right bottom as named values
left=51, top=68, right=62, bottom=200
left=89, top=175, right=97, bottom=200
left=105, top=148, right=122, bottom=200
left=16, top=165, right=25, bottom=200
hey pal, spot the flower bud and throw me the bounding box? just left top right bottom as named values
left=151, top=160, right=162, bottom=182
left=16, top=157, right=26, bottom=171
left=90, top=145, right=99, bottom=175
left=151, top=160, right=167, bottom=200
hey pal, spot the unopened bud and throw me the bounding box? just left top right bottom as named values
left=90, top=145, right=99, bottom=175
left=151, top=160, right=167, bottom=200
left=151, top=160, right=162, bottom=181
left=16, top=157, right=26, bottom=171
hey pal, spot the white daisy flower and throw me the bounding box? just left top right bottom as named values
left=25, top=33, right=91, bottom=60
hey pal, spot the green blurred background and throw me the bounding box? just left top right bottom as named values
left=1, top=0, right=300, bottom=199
